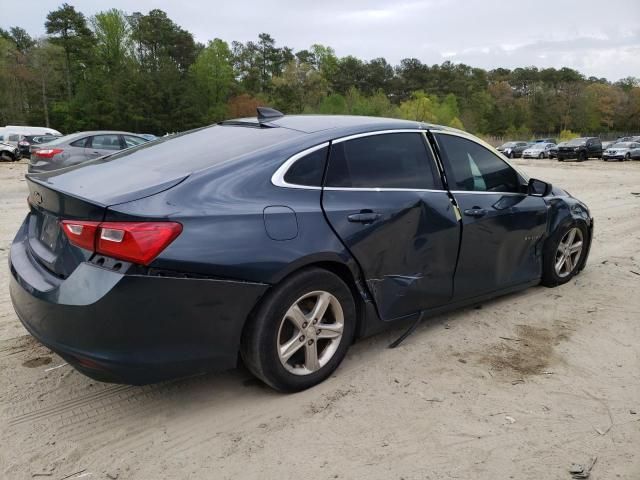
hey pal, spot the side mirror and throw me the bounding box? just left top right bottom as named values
left=528, top=178, right=552, bottom=196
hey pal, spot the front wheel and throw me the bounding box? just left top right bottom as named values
left=541, top=223, right=588, bottom=287
left=0, top=152, right=14, bottom=162
left=578, top=151, right=587, bottom=162
left=538, top=152, right=544, bottom=159
left=241, top=268, right=356, bottom=392
left=625, top=153, right=631, bottom=161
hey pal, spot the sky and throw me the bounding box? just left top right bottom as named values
left=2, top=0, right=639, bottom=81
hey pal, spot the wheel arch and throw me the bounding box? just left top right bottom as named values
left=243, top=256, right=376, bottom=347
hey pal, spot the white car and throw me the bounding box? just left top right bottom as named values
left=522, top=142, right=556, bottom=159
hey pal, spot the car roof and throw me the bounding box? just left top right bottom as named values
left=226, top=114, right=441, bottom=135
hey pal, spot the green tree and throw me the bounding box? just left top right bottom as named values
left=45, top=3, right=94, bottom=100
left=190, top=38, right=235, bottom=121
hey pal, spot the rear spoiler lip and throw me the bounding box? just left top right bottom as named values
left=26, top=174, right=189, bottom=210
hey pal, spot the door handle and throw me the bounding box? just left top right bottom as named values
left=348, top=211, right=381, bottom=224
left=464, top=208, right=487, bottom=218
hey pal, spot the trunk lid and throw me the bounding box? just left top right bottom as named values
left=25, top=173, right=186, bottom=278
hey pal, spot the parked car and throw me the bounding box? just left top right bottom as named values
left=549, top=141, right=567, bottom=159
left=602, top=136, right=635, bottom=150
left=28, top=131, right=149, bottom=173
left=556, top=137, right=603, bottom=161
left=534, top=138, right=557, bottom=145
left=10, top=110, right=594, bottom=392
left=18, top=134, right=61, bottom=157
left=522, top=142, right=556, bottom=159
left=630, top=145, right=640, bottom=160
left=138, top=133, right=158, bottom=141
left=603, top=141, right=640, bottom=161
left=496, top=141, right=529, bottom=158
left=0, top=141, right=20, bottom=161
left=0, top=126, right=62, bottom=148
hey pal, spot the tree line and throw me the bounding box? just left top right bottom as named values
left=1, top=4, right=639, bottom=138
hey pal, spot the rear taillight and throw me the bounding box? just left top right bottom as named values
left=35, top=148, right=63, bottom=158
left=61, top=221, right=100, bottom=251
left=61, top=220, right=182, bottom=266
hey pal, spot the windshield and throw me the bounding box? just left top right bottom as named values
left=567, top=138, right=587, bottom=146
left=611, top=142, right=632, bottom=148
left=499, top=142, right=517, bottom=148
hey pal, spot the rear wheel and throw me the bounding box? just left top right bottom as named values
left=241, top=268, right=356, bottom=392
left=541, top=223, right=588, bottom=287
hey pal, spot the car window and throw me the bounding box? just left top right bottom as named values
left=8, top=134, right=19, bottom=142
left=325, top=132, right=440, bottom=189
left=70, top=137, right=88, bottom=148
left=284, top=146, right=328, bottom=187
left=435, top=133, right=521, bottom=193
left=91, top=134, right=122, bottom=150
left=123, top=135, right=147, bottom=148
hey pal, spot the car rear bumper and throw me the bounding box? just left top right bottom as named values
left=9, top=223, right=269, bottom=384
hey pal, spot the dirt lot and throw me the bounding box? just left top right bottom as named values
left=0, top=158, right=639, bottom=480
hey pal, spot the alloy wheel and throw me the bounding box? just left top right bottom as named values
left=277, top=291, right=344, bottom=375
left=554, top=227, right=584, bottom=278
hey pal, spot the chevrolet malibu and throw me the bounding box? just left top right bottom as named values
left=10, top=110, right=594, bottom=392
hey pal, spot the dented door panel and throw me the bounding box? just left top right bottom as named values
left=451, top=192, right=548, bottom=299
left=322, top=190, right=460, bottom=321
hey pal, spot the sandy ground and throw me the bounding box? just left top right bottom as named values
left=0, top=157, right=639, bottom=480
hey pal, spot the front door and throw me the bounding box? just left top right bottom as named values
left=321, top=131, right=460, bottom=321
left=432, top=132, right=548, bottom=300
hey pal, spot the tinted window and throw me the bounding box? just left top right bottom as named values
left=436, top=134, right=521, bottom=193
left=325, top=133, right=439, bottom=189
left=123, top=135, right=147, bottom=148
left=8, top=134, right=19, bottom=142
left=284, top=146, right=328, bottom=186
left=70, top=137, right=88, bottom=147
left=91, top=134, right=122, bottom=150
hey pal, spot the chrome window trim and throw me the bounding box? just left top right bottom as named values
left=324, top=187, right=446, bottom=193
left=271, top=142, right=329, bottom=190
left=331, top=128, right=428, bottom=144
left=449, top=190, right=525, bottom=196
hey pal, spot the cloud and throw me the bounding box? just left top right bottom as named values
left=1, top=0, right=639, bottom=80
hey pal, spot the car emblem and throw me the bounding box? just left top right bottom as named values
left=33, top=191, right=43, bottom=205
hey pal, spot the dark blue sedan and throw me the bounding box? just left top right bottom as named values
left=9, top=109, right=594, bottom=392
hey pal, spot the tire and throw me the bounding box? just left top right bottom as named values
left=509, top=152, right=514, bottom=159
left=578, top=151, right=587, bottom=162
left=0, top=152, right=13, bottom=162
left=538, top=152, right=544, bottom=159
left=541, top=222, right=589, bottom=287
left=625, top=153, right=630, bottom=161
left=241, top=268, right=356, bottom=392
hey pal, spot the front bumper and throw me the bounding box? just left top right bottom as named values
left=9, top=222, right=269, bottom=384
left=603, top=154, right=624, bottom=160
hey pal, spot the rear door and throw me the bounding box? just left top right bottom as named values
left=432, top=131, right=548, bottom=300
left=87, top=134, right=123, bottom=159
left=321, top=131, right=460, bottom=321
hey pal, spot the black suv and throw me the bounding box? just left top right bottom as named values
left=557, top=137, right=602, bottom=161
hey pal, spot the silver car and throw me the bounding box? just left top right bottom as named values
left=29, top=131, right=148, bottom=173
left=603, top=141, right=640, bottom=161
left=522, top=142, right=556, bottom=159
